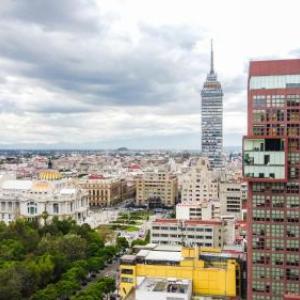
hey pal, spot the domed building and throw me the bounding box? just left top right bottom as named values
left=0, top=171, right=89, bottom=225
left=38, top=169, right=62, bottom=181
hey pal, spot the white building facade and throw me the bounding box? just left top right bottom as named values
left=151, top=219, right=224, bottom=248
left=180, top=158, right=219, bottom=204
left=220, top=181, right=243, bottom=220
left=0, top=171, right=89, bottom=224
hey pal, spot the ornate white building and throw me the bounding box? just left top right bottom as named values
left=0, top=170, right=89, bottom=224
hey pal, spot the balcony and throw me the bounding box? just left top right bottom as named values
left=243, top=137, right=287, bottom=181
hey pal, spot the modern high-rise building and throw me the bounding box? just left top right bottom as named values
left=243, top=59, right=300, bottom=299
left=201, top=41, right=223, bottom=169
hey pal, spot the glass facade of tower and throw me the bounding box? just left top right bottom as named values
left=201, top=54, right=223, bottom=169
left=244, top=59, right=300, bottom=300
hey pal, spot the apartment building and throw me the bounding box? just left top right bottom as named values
left=135, top=170, right=178, bottom=207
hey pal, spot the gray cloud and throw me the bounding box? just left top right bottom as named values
left=0, top=0, right=102, bottom=33
left=0, top=0, right=245, bottom=148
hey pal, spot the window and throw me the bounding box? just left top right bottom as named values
left=53, top=203, right=59, bottom=214
left=250, top=75, right=300, bottom=90
left=121, top=269, right=133, bottom=275
left=121, top=277, right=133, bottom=283
left=27, top=202, right=37, bottom=215
left=264, top=154, right=270, bottom=165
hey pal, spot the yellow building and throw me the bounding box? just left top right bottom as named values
left=119, top=246, right=242, bottom=299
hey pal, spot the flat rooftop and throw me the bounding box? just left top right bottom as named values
left=138, top=277, right=191, bottom=294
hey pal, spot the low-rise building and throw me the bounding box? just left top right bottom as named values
left=79, top=177, right=127, bottom=207
left=0, top=170, right=89, bottom=224
left=119, top=246, right=244, bottom=299
left=220, top=181, right=243, bottom=219
left=135, top=277, right=192, bottom=300
left=176, top=202, right=213, bottom=220
left=135, top=170, right=178, bottom=207
left=151, top=219, right=224, bottom=248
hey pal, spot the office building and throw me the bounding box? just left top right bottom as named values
left=244, top=59, right=300, bottom=299
left=201, top=41, right=223, bottom=169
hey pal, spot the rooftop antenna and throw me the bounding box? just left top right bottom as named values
left=210, top=39, right=214, bottom=74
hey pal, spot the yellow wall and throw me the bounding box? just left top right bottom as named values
left=119, top=265, right=136, bottom=299
left=119, top=259, right=238, bottom=299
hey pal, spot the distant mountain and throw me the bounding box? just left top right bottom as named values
left=116, top=147, right=129, bottom=152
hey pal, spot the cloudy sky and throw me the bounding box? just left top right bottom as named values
left=0, top=0, right=299, bottom=149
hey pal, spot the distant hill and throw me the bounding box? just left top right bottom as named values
left=116, top=147, right=129, bottom=152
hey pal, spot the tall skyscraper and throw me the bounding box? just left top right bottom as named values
left=244, top=59, right=300, bottom=299
left=201, top=41, right=223, bottom=169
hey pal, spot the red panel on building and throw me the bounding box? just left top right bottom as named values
left=250, top=59, right=300, bottom=76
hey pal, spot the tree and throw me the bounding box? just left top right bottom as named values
left=101, top=277, right=115, bottom=294
left=97, top=246, right=117, bottom=262
left=71, top=277, right=115, bottom=300
left=17, top=261, right=40, bottom=297
left=0, top=219, right=118, bottom=299
left=0, top=266, right=22, bottom=300
left=56, top=279, right=79, bottom=300
left=35, top=254, right=55, bottom=287
left=58, top=234, right=87, bottom=262
left=0, top=239, right=25, bottom=261
left=31, top=284, right=60, bottom=300
left=87, top=257, right=104, bottom=272
left=52, top=218, right=76, bottom=235
left=116, top=237, right=129, bottom=252
left=7, top=219, right=40, bottom=252
left=131, top=238, right=148, bottom=247
left=97, top=225, right=114, bottom=242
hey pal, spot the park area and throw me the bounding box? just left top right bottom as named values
left=0, top=218, right=128, bottom=300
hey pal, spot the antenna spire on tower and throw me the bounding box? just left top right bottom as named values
left=210, top=39, right=214, bottom=74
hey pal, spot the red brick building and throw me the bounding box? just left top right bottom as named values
left=243, top=59, right=300, bottom=299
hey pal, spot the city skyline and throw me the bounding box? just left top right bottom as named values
left=0, top=0, right=300, bottom=149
